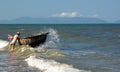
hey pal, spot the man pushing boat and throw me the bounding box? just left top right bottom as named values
left=8, top=32, right=49, bottom=51
left=9, top=32, right=20, bottom=52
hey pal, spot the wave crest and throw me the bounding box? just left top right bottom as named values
left=0, top=40, right=9, bottom=51
left=25, top=55, right=90, bottom=72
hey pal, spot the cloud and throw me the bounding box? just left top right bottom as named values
left=52, top=12, right=99, bottom=18
left=52, top=12, right=79, bottom=17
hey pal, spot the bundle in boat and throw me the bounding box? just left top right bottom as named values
left=18, top=32, right=49, bottom=47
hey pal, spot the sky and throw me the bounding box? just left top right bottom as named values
left=0, top=0, right=120, bottom=21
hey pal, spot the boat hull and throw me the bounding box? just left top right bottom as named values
left=18, top=32, right=48, bottom=47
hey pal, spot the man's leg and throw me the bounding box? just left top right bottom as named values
left=10, top=44, right=14, bottom=52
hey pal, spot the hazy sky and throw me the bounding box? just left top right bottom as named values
left=0, top=0, right=120, bottom=21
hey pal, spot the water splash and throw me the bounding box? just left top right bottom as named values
left=38, top=28, right=60, bottom=49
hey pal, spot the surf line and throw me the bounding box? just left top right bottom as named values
left=25, top=56, right=90, bottom=72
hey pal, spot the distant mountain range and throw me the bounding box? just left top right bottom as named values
left=0, top=17, right=119, bottom=24
left=115, top=20, right=120, bottom=23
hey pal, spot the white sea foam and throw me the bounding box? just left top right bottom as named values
left=0, top=40, right=9, bottom=51
left=25, top=55, right=90, bottom=72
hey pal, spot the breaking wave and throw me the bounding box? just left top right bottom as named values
left=25, top=55, right=90, bottom=72
left=0, top=39, right=9, bottom=51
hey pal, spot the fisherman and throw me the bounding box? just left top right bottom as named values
left=9, top=32, right=20, bottom=52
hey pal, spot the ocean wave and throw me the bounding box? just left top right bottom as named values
left=0, top=39, right=9, bottom=51
left=25, top=55, right=90, bottom=72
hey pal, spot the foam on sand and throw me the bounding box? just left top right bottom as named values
left=25, top=55, right=90, bottom=72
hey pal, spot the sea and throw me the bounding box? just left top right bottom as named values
left=0, top=24, right=120, bottom=72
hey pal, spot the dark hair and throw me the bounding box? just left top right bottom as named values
left=17, top=32, right=20, bottom=35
